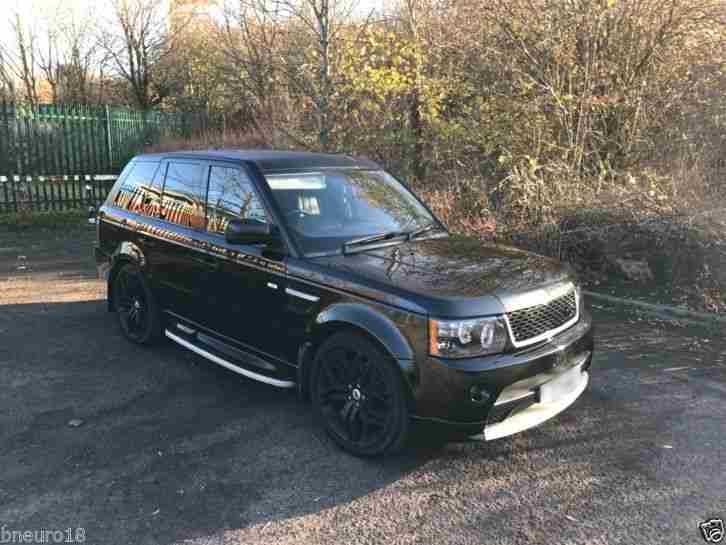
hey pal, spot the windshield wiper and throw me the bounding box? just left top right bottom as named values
left=407, top=222, right=443, bottom=240
left=343, top=223, right=445, bottom=254
left=343, top=231, right=409, bottom=254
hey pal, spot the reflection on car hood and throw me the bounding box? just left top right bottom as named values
left=310, top=236, right=574, bottom=317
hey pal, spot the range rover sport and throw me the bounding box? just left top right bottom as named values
left=94, top=150, right=594, bottom=456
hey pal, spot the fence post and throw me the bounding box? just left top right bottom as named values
left=0, top=101, right=7, bottom=174
left=10, top=176, right=17, bottom=213
left=104, top=105, right=113, bottom=171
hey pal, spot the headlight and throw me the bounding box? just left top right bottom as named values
left=429, top=316, right=508, bottom=358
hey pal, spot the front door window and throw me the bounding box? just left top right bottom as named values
left=206, top=166, right=268, bottom=235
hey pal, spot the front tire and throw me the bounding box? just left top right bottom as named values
left=112, top=263, right=161, bottom=345
left=311, top=331, right=410, bottom=457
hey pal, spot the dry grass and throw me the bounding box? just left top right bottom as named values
left=415, top=180, right=497, bottom=239
left=144, top=129, right=276, bottom=155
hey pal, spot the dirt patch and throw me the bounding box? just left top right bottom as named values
left=0, top=226, right=103, bottom=305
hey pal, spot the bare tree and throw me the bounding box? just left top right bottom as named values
left=0, top=44, right=17, bottom=100
left=220, top=0, right=284, bottom=142
left=277, top=0, right=367, bottom=150
left=37, top=9, right=101, bottom=105
left=294, top=0, right=335, bottom=149
left=219, top=0, right=377, bottom=148
left=7, top=13, right=40, bottom=106
left=398, top=0, right=427, bottom=180
left=99, top=0, right=174, bottom=109
left=37, top=18, right=62, bottom=103
left=63, top=18, right=103, bottom=104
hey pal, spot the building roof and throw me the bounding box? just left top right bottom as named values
left=136, top=149, right=381, bottom=173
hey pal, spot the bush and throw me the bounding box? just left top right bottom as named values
left=143, top=129, right=279, bottom=155
left=414, top=177, right=497, bottom=238
left=498, top=188, right=726, bottom=313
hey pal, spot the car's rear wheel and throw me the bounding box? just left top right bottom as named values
left=311, top=331, right=410, bottom=457
left=112, top=263, right=160, bottom=345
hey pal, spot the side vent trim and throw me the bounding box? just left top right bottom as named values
left=285, top=288, right=319, bottom=302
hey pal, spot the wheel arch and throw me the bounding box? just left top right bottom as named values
left=107, top=241, right=149, bottom=311
left=296, top=303, right=417, bottom=403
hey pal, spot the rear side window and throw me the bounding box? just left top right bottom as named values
left=112, top=161, right=161, bottom=214
left=161, top=162, right=205, bottom=229
left=105, top=161, right=135, bottom=206
left=206, top=166, right=268, bottom=235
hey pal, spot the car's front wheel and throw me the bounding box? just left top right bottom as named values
left=112, top=263, right=161, bottom=345
left=311, top=331, right=410, bottom=457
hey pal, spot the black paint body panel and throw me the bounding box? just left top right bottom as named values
left=95, top=150, right=595, bottom=426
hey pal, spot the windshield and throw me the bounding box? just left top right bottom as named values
left=264, top=169, right=440, bottom=256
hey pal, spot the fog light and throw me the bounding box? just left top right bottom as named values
left=469, top=385, right=491, bottom=404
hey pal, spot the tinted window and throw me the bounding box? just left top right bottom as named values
left=206, top=166, right=268, bottom=235
left=112, top=161, right=161, bottom=215
left=106, top=161, right=134, bottom=206
left=161, top=162, right=205, bottom=229
left=265, top=170, right=435, bottom=256
left=146, top=163, right=167, bottom=217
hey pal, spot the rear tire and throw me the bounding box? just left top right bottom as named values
left=112, top=263, right=161, bottom=345
left=311, top=331, right=410, bottom=457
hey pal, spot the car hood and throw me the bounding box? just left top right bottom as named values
left=307, top=236, right=575, bottom=317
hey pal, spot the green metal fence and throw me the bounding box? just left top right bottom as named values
left=0, top=174, right=118, bottom=213
left=0, top=101, right=188, bottom=177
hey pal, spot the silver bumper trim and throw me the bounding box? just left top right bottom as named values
left=483, top=367, right=589, bottom=440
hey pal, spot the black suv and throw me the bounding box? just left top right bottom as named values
left=94, top=150, right=594, bottom=456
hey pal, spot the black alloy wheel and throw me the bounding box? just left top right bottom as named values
left=311, top=331, right=409, bottom=456
left=113, top=263, right=160, bottom=345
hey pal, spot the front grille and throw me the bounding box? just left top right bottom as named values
left=506, top=288, right=577, bottom=345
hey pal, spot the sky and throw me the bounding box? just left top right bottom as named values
left=0, top=0, right=113, bottom=52
left=1, top=0, right=110, bottom=24
left=0, top=0, right=389, bottom=25
left=0, top=0, right=389, bottom=54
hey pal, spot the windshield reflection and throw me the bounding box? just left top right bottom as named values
left=265, top=169, right=437, bottom=256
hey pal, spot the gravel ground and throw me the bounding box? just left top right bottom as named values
left=0, top=227, right=724, bottom=545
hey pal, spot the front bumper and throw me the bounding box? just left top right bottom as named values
left=411, top=309, right=594, bottom=438
left=482, top=358, right=588, bottom=440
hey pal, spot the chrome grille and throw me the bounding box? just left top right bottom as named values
left=506, top=288, right=578, bottom=345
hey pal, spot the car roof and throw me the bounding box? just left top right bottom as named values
left=135, top=149, right=381, bottom=173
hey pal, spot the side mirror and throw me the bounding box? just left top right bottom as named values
left=225, top=218, right=279, bottom=245
left=87, top=206, right=97, bottom=225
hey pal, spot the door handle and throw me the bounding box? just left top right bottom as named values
left=192, top=255, right=221, bottom=271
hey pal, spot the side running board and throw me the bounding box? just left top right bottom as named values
left=165, top=329, right=296, bottom=389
